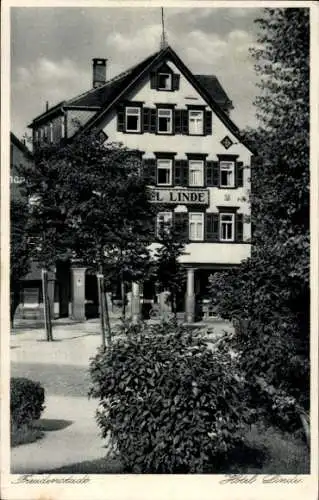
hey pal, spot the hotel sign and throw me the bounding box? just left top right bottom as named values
left=149, top=188, right=209, bottom=205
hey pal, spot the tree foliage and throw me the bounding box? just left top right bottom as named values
left=209, top=8, right=310, bottom=413
left=19, top=132, right=157, bottom=339
left=10, top=198, right=31, bottom=324
left=152, top=219, right=186, bottom=316
left=89, top=322, right=251, bottom=473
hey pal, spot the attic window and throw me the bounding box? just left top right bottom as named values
left=158, top=73, right=172, bottom=90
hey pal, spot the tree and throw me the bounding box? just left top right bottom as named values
left=46, top=132, right=156, bottom=345
left=209, top=8, right=310, bottom=415
left=18, top=143, right=72, bottom=341
left=152, top=216, right=186, bottom=318
left=10, top=199, right=31, bottom=326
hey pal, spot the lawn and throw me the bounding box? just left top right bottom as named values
left=45, top=421, right=309, bottom=474
left=11, top=423, right=44, bottom=448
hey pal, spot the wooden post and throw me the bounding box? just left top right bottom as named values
left=42, top=268, right=53, bottom=341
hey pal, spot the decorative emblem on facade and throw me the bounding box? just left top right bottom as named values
left=221, top=135, right=233, bottom=150
left=224, top=194, right=231, bottom=201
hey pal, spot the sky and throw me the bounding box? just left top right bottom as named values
left=10, top=6, right=263, bottom=140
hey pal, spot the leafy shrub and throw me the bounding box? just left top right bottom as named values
left=11, top=377, right=45, bottom=428
left=89, top=321, right=252, bottom=473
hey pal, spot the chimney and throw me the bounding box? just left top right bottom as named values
left=92, top=58, right=107, bottom=88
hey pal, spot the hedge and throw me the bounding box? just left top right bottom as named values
left=89, top=321, right=252, bottom=473
left=11, top=377, right=45, bottom=428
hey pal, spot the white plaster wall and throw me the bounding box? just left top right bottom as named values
left=99, top=57, right=252, bottom=264
left=150, top=242, right=250, bottom=265
left=101, top=60, right=252, bottom=165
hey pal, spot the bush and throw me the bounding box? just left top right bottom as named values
left=89, top=321, right=252, bottom=473
left=11, top=377, right=45, bottom=428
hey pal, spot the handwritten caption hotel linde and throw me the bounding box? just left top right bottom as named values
left=219, top=475, right=303, bottom=485
left=149, top=188, right=209, bottom=205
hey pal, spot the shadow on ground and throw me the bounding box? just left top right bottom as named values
left=43, top=423, right=310, bottom=475
left=34, top=418, right=73, bottom=432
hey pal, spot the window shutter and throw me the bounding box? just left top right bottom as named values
left=174, top=212, right=189, bottom=241
left=150, top=109, right=157, bottom=133
left=236, top=213, right=244, bottom=242
left=117, top=106, right=125, bottom=132
left=150, top=72, right=157, bottom=89
left=206, top=213, right=219, bottom=241
left=144, top=158, right=156, bottom=184
left=212, top=161, right=219, bottom=186
left=181, top=159, right=188, bottom=186
left=174, top=160, right=182, bottom=185
left=206, top=161, right=213, bottom=186
left=236, top=161, right=244, bottom=187
left=204, top=110, right=212, bottom=135
left=181, top=110, right=189, bottom=135
left=143, top=108, right=150, bottom=133
left=174, top=109, right=182, bottom=134
left=172, top=73, right=180, bottom=91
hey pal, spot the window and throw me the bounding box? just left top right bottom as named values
left=49, top=122, right=53, bottom=143
left=157, top=159, right=172, bottom=186
left=157, top=109, right=172, bottom=134
left=189, top=160, right=204, bottom=187
left=220, top=161, right=235, bottom=187
left=157, top=212, right=172, bottom=237
left=158, top=73, right=172, bottom=90
left=220, top=213, right=235, bottom=241
left=188, top=110, right=204, bottom=135
left=189, top=213, right=204, bottom=241
left=125, top=107, right=141, bottom=132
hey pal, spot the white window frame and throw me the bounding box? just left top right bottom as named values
left=188, top=110, right=204, bottom=135
left=189, top=160, right=204, bottom=187
left=189, top=212, right=204, bottom=241
left=157, top=159, right=172, bottom=186
left=220, top=213, right=235, bottom=242
left=125, top=106, right=141, bottom=133
left=157, top=108, right=173, bottom=134
left=220, top=161, right=235, bottom=188
left=158, top=73, right=172, bottom=90
left=156, top=211, right=173, bottom=237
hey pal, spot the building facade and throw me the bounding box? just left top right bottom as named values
left=28, top=46, right=253, bottom=322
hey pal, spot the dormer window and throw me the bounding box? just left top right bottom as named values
left=158, top=73, right=172, bottom=90
left=150, top=66, right=180, bottom=92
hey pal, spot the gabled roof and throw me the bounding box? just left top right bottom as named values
left=28, top=45, right=252, bottom=152
left=28, top=50, right=161, bottom=126
left=10, top=132, right=33, bottom=158
left=194, top=75, right=233, bottom=111
left=67, top=50, right=161, bottom=108
left=75, top=45, right=252, bottom=152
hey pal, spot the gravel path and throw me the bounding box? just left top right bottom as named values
left=11, top=362, right=91, bottom=397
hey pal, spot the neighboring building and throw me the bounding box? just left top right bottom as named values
left=10, top=132, right=32, bottom=202
left=28, top=45, right=253, bottom=322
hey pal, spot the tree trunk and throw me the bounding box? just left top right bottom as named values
left=171, top=289, right=177, bottom=318
left=97, top=271, right=106, bottom=349
left=121, top=278, right=126, bottom=318
left=97, top=264, right=112, bottom=348
left=10, top=286, right=21, bottom=328
left=103, top=284, right=112, bottom=346
left=42, top=268, right=53, bottom=341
